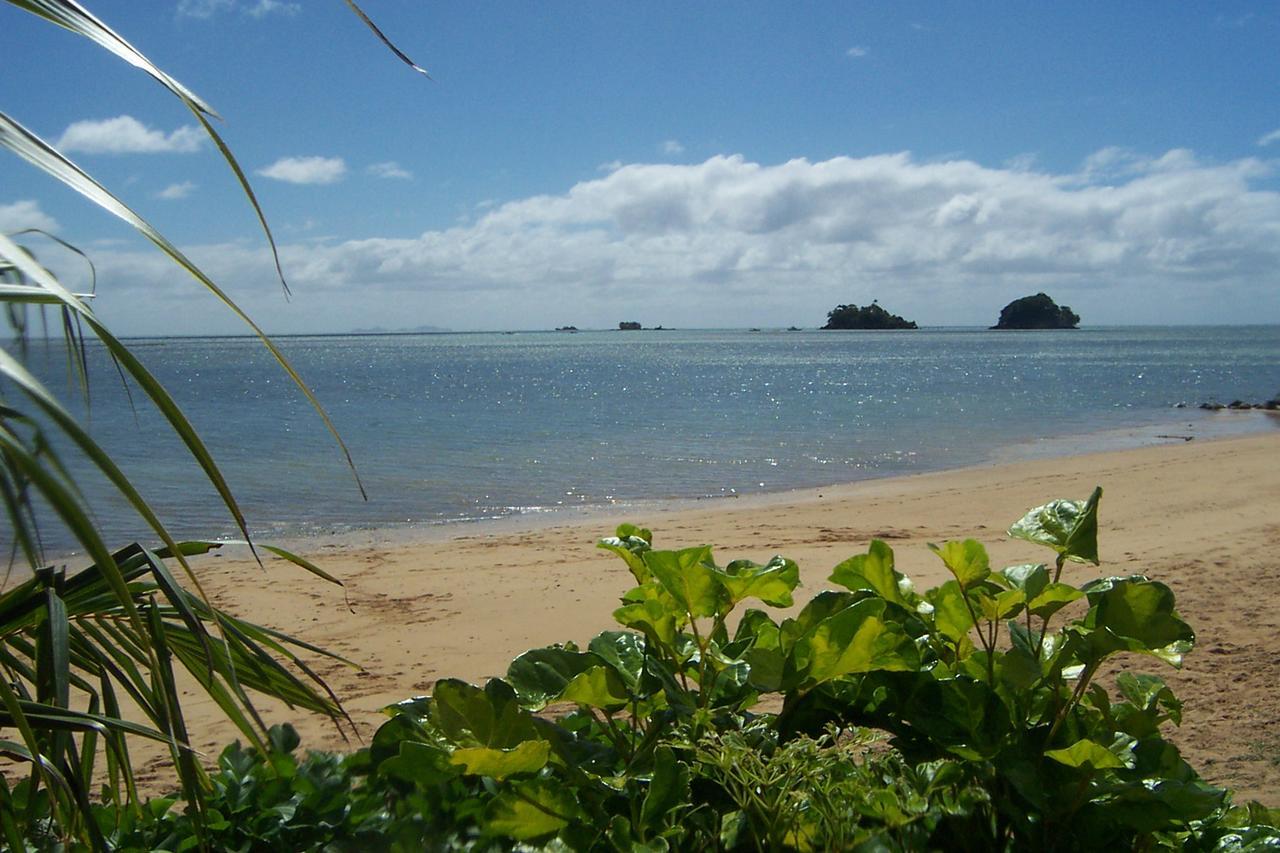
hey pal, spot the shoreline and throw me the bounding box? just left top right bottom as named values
left=223, top=407, right=1280, bottom=558
left=166, top=429, right=1280, bottom=805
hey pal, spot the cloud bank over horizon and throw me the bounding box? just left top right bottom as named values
left=24, top=147, right=1280, bottom=334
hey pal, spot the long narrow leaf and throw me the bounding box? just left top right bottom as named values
left=0, top=120, right=366, bottom=501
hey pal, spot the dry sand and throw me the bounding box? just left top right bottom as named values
left=159, top=430, right=1279, bottom=804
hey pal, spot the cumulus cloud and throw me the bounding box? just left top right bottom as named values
left=660, top=140, right=685, bottom=156
left=368, top=161, right=412, bottom=180
left=0, top=200, right=59, bottom=233
left=82, top=149, right=1280, bottom=333
left=156, top=182, right=197, bottom=200
left=56, top=116, right=204, bottom=154
left=846, top=46, right=868, bottom=58
left=1258, top=128, right=1280, bottom=147
left=257, top=156, right=347, bottom=185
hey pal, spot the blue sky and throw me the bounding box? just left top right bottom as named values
left=3, top=1, right=1279, bottom=334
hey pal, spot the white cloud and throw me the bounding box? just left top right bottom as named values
left=1258, top=128, right=1280, bottom=147
left=81, top=149, right=1280, bottom=333
left=177, top=0, right=234, bottom=18
left=846, top=46, right=869, bottom=58
left=0, top=200, right=59, bottom=233
left=246, top=0, right=300, bottom=17
left=660, top=140, right=685, bottom=156
left=56, top=116, right=204, bottom=154
left=257, top=156, right=347, bottom=185
left=178, top=0, right=297, bottom=18
left=156, top=182, right=197, bottom=200
left=368, top=161, right=412, bottom=180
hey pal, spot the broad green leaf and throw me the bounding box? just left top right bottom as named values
left=644, top=546, right=724, bottom=618
left=1007, top=487, right=1102, bottom=565
left=587, top=631, right=648, bottom=694
left=430, top=678, right=539, bottom=748
left=710, top=555, right=799, bottom=607
left=798, top=598, right=919, bottom=684
left=733, top=608, right=780, bottom=646
left=614, top=585, right=679, bottom=646
left=924, top=580, right=976, bottom=644
left=1081, top=577, right=1195, bottom=666
left=1027, top=582, right=1084, bottom=619
left=507, top=647, right=628, bottom=710
left=450, top=740, right=551, bottom=780
left=1001, top=563, right=1049, bottom=600
left=828, top=539, right=914, bottom=607
left=598, top=530, right=653, bottom=584
left=640, top=746, right=689, bottom=833
left=484, top=778, right=581, bottom=840
left=928, top=539, right=990, bottom=589
left=779, top=590, right=860, bottom=653
left=1045, top=738, right=1127, bottom=770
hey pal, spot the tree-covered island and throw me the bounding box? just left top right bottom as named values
left=822, top=301, right=918, bottom=330
left=991, top=292, right=1080, bottom=329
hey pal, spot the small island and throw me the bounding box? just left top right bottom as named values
left=618, top=321, right=642, bottom=331
left=991, top=293, right=1080, bottom=329
left=822, top=301, right=918, bottom=330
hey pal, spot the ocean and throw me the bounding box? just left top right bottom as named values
left=10, top=325, right=1280, bottom=557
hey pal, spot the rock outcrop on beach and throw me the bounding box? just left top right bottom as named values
left=823, top=301, right=918, bottom=330
left=991, top=293, right=1080, bottom=329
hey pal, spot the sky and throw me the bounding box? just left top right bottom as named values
left=3, top=1, right=1280, bottom=334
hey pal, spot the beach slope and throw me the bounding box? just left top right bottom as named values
left=183, top=431, right=1280, bottom=804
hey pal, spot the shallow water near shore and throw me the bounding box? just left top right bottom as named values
left=11, top=325, right=1280, bottom=557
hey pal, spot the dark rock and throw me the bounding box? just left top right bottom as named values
left=990, top=293, right=1080, bottom=330
left=823, top=301, right=917, bottom=330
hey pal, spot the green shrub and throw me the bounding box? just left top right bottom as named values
left=69, top=490, right=1280, bottom=851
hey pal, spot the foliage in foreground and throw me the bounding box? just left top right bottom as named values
left=40, top=489, right=1280, bottom=851
left=2, top=1, right=424, bottom=848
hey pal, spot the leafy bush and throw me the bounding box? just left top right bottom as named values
left=60, top=490, right=1280, bottom=851
left=342, top=489, right=1279, bottom=850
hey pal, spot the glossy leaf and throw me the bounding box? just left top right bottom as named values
left=796, top=598, right=919, bottom=684
left=1008, top=487, right=1102, bottom=565
left=484, top=778, right=581, bottom=840
left=429, top=679, right=540, bottom=749
left=1027, top=582, right=1084, bottom=620
left=640, top=746, right=689, bottom=833
left=507, top=647, right=629, bottom=710
left=711, top=555, right=800, bottom=607
left=644, top=546, right=724, bottom=618
left=450, top=740, right=551, bottom=780
left=1080, top=577, right=1195, bottom=667
left=1045, top=738, right=1127, bottom=770
left=828, top=539, right=914, bottom=608
left=924, top=581, right=975, bottom=644
left=928, top=539, right=990, bottom=589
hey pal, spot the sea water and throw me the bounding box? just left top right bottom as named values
left=8, top=326, right=1279, bottom=556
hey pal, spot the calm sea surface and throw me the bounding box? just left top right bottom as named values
left=10, top=326, right=1280, bottom=555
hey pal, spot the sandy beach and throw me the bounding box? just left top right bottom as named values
left=166, top=430, right=1280, bottom=805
